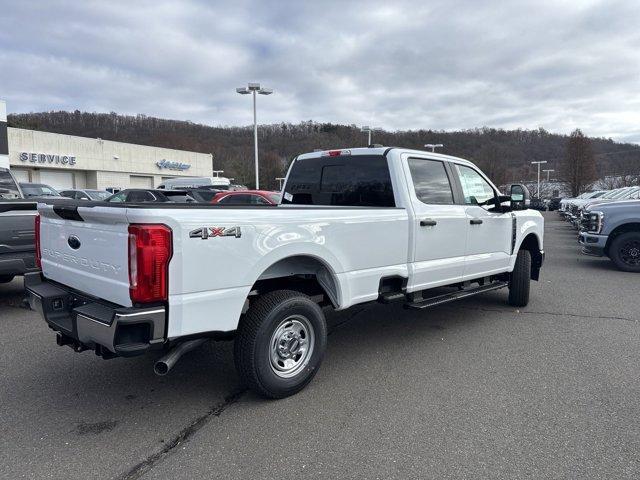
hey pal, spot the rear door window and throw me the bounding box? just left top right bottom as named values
left=283, top=155, right=395, bottom=207
left=219, top=194, right=253, bottom=204
left=407, top=158, right=454, bottom=205
left=251, top=195, right=270, bottom=205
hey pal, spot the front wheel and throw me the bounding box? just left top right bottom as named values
left=508, top=249, right=531, bottom=307
left=234, top=290, right=327, bottom=399
left=609, top=232, right=640, bottom=272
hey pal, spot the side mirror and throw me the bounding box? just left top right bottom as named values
left=510, top=184, right=531, bottom=211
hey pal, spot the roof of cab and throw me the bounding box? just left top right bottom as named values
left=296, top=147, right=475, bottom=167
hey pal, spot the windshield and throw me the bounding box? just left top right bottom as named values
left=610, top=189, right=631, bottom=199
left=599, top=190, right=620, bottom=199
left=20, top=184, right=60, bottom=197
left=619, top=187, right=640, bottom=199
left=86, top=190, right=111, bottom=200
left=0, top=170, right=21, bottom=199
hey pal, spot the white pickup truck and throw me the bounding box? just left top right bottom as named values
left=26, top=147, right=544, bottom=398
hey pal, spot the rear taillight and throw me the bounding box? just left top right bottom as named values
left=35, top=214, right=41, bottom=269
left=128, top=224, right=172, bottom=304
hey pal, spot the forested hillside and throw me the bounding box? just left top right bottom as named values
left=8, top=111, right=640, bottom=190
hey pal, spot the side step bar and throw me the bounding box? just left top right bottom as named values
left=405, top=281, right=509, bottom=310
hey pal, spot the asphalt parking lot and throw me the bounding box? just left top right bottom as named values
left=1, top=211, right=639, bottom=480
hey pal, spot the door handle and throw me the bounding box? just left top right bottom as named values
left=470, top=218, right=483, bottom=225
left=420, top=218, right=437, bottom=227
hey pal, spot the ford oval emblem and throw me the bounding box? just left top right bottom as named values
left=67, top=235, right=81, bottom=250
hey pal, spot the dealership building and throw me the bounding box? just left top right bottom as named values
left=0, top=105, right=213, bottom=191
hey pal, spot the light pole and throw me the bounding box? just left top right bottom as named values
left=361, top=126, right=380, bottom=146
left=531, top=161, right=547, bottom=197
left=424, top=143, right=444, bottom=152
left=543, top=169, right=555, bottom=182
left=236, top=82, right=273, bottom=189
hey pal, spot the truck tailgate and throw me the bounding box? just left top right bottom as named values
left=39, top=204, right=132, bottom=307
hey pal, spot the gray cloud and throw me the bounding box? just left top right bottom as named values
left=1, top=0, right=639, bottom=142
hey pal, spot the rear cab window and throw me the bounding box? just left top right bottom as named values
left=282, top=155, right=395, bottom=207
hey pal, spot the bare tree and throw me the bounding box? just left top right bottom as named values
left=559, top=129, right=597, bottom=197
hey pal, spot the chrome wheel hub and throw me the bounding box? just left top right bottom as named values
left=269, top=315, right=315, bottom=378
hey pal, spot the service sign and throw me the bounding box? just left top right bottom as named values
left=20, top=152, right=77, bottom=166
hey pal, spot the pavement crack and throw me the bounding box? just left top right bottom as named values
left=328, top=305, right=371, bottom=335
left=116, top=389, right=245, bottom=480
left=458, top=306, right=637, bottom=323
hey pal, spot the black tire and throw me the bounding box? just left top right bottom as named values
left=0, top=275, right=15, bottom=284
left=508, top=249, right=531, bottom=307
left=609, top=232, right=640, bottom=272
left=234, top=290, right=327, bottom=399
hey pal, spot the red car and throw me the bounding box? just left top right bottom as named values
left=210, top=190, right=281, bottom=205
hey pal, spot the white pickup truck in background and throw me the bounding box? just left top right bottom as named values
left=26, top=147, right=544, bottom=398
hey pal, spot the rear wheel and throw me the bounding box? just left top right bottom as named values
left=508, top=249, right=531, bottom=307
left=234, top=290, right=327, bottom=399
left=0, top=275, right=15, bottom=284
left=609, top=232, right=640, bottom=272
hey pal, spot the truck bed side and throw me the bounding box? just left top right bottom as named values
left=38, top=202, right=409, bottom=338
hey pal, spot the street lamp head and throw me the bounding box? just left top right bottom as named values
left=258, top=88, right=273, bottom=95
left=248, top=82, right=261, bottom=91
left=361, top=125, right=371, bottom=132
left=236, top=87, right=250, bottom=94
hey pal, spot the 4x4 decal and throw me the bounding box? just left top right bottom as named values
left=189, top=226, right=242, bottom=239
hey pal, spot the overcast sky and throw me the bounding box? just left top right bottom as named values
left=1, top=0, right=639, bottom=142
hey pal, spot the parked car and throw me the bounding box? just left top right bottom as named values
left=26, top=146, right=544, bottom=398
left=181, top=186, right=227, bottom=203
left=210, top=190, right=281, bottom=205
left=579, top=199, right=640, bottom=272
left=564, top=190, right=616, bottom=224
left=19, top=182, right=61, bottom=198
left=529, top=197, right=547, bottom=211
left=157, top=176, right=231, bottom=190
left=105, top=188, right=198, bottom=203
left=547, top=197, right=562, bottom=211
left=59, top=189, right=112, bottom=201
left=0, top=169, right=38, bottom=283
left=570, top=187, right=640, bottom=228
left=559, top=191, right=607, bottom=216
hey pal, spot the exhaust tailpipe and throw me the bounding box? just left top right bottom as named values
left=154, top=338, right=207, bottom=376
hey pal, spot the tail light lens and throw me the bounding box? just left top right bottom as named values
left=128, top=224, right=172, bottom=303
left=35, top=214, right=42, bottom=269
